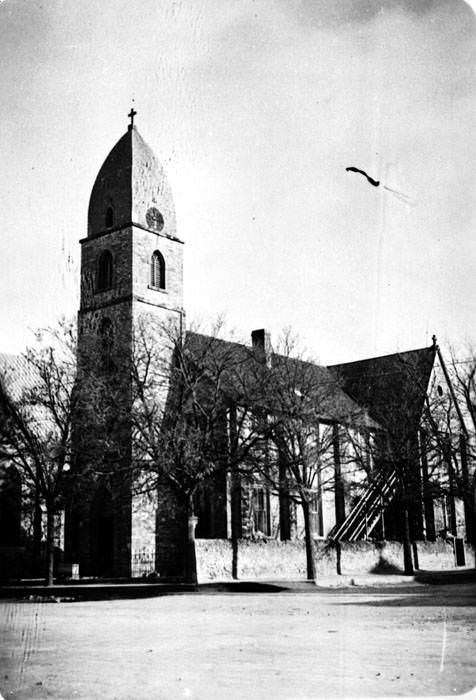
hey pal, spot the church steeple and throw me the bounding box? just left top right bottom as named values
left=80, top=118, right=184, bottom=318
left=87, top=122, right=179, bottom=243
left=74, top=117, right=184, bottom=578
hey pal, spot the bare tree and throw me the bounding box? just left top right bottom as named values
left=130, top=317, right=271, bottom=583
left=433, top=344, right=476, bottom=550
left=0, top=320, right=85, bottom=585
left=262, top=332, right=371, bottom=580
left=334, top=344, right=470, bottom=574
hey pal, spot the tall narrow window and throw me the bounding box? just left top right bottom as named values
left=309, top=492, right=323, bottom=537
left=105, top=206, right=114, bottom=228
left=97, top=250, right=113, bottom=291
left=150, top=250, right=166, bottom=290
left=252, top=486, right=271, bottom=536
left=99, top=317, right=115, bottom=371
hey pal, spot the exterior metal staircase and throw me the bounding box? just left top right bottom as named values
left=329, top=470, right=398, bottom=541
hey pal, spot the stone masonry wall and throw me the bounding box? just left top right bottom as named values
left=196, top=539, right=334, bottom=581
left=133, top=226, right=183, bottom=313
left=195, top=538, right=475, bottom=582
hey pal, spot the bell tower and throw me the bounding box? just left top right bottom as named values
left=81, top=111, right=184, bottom=329
left=73, top=113, right=184, bottom=577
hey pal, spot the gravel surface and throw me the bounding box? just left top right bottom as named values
left=1, top=583, right=475, bottom=699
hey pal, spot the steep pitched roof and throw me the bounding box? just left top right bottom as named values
left=185, top=332, right=377, bottom=428
left=328, top=346, right=437, bottom=431
left=271, top=354, right=376, bottom=426
left=87, top=126, right=177, bottom=239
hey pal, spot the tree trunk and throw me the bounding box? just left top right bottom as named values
left=472, top=475, right=476, bottom=567
left=402, top=503, right=414, bottom=575
left=183, top=496, right=198, bottom=585
left=45, top=507, right=55, bottom=586
left=230, top=469, right=242, bottom=579
left=459, top=434, right=474, bottom=543
left=333, top=424, right=346, bottom=529
left=33, top=489, right=43, bottom=576
left=301, top=499, right=316, bottom=580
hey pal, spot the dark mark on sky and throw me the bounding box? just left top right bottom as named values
left=346, top=166, right=380, bottom=187
left=346, top=166, right=416, bottom=206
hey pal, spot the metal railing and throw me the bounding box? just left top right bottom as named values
left=329, top=470, right=398, bottom=541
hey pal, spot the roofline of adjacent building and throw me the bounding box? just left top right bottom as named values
left=327, top=344, right=436, bottom=371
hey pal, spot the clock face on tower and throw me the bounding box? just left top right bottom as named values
left=146, top=207, right=164, bottom=232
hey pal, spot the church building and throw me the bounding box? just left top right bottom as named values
left=0, top=115, right=473, bottom=581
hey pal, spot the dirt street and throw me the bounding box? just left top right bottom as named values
left=1, top=583, right=475, bottom=699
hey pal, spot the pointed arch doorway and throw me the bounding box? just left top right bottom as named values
left=90, top=486, right=115, bottom=577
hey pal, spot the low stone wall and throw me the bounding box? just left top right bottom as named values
left=336, top=540, right=403, bottom=575
left=237, top=540, right=308, bottom=579
left=195, top=538, right=475, bottom=582
left=338, top=539, right=474, bottom=573
left=195, top=539, right=234, bottom=581
left=195, top=539, right=338, bottom=581
left=414, top=540, right=474, bottom=570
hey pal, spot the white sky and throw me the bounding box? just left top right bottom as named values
left=0, top=0, right=474, bottom=363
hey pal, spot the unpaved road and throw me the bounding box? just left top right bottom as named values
left=1, top=583, right=475, bottom=699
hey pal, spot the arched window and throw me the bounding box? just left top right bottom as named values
left=99, top=317, right=115, bottom=371
left=105, top=206, right=114, bottom=228
left=150, top=250, right=166, bottom=290
left=97, top=250, right=113, bottom=291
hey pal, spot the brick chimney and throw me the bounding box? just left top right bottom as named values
left=251, top=329, right=272, bottom=367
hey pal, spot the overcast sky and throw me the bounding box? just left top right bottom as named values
left=0, top=0, right=474, bottom=363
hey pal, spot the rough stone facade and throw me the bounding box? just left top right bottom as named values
left=70, top=123, right=184, bottom=578
left=195, top=538, right=475, bottom=582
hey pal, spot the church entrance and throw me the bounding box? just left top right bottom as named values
left=90, top=486, right=115, bottom=577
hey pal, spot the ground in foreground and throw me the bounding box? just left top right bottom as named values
left=1, top=583, right=475, bottom=699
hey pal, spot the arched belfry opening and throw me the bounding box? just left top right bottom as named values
left=150, top=250, right=166, bottom=290
left=90, top=485, right=115, bottom=576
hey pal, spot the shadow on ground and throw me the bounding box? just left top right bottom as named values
left=1, top=569, right=475, bottom=602
left=0, top=580, right=298, bottom=602
left=339, top=592, right=476, bottom=607
left=369, top=556, right=403, bottom=574
left=414, top=568, right=476, bottom=585
left=199, top=581, right=289, bottom=593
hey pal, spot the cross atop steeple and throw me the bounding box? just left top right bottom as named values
left=128, top=107, right=137, bottom=130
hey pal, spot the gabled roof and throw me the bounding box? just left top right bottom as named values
left=185, top=331, right=250, bottom=367
left=185, top=332, right=377, bottom=428
left=2, top=340, right=435, bottom=434
left=328, top=346, right=437, bottom=431
left=271, top=354, right=376, bottom=426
